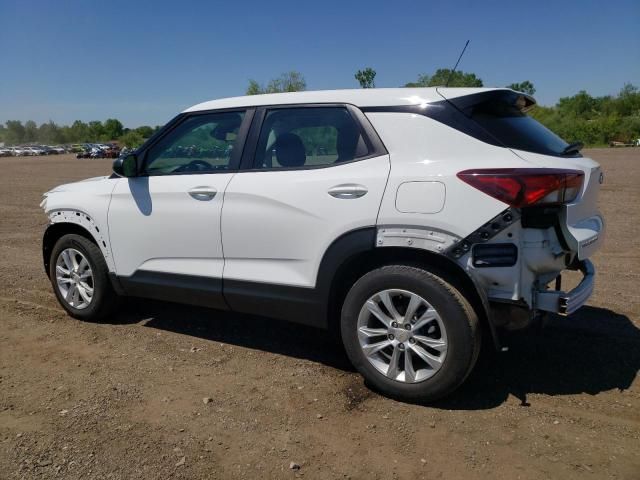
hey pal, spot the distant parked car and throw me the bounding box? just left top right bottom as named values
left=90, top=148, right=105, bottom=158
left=0, top=147, right=12, bottom=157
left=76, top=149, right=91, bottom=159
left=13, top=147, right=31, bottom=157
left=24, top=146, right=46, bottom=156
left=70, top=144, right=86, bottom=153
left=40, top=146, right=56, bottom=155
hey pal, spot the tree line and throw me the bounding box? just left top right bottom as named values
left=2, top=70, right=638, bottom=149
left=0, top=119, right=161, bottom=148
left=529, top=84, right=640, bottom=145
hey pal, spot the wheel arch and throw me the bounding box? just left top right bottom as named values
left=43, top=215, right=111, bottom=277
left=317, top=229, right=497, bottom=347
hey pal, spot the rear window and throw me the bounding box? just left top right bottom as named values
left=470, top=100, right=571, bottom=157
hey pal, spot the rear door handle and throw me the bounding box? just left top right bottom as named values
left=188, top=186, right=217, bottom=200
left=328, top=184, right=368, bottom=199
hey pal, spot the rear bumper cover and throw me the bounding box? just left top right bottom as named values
left=534, top=260, right=595, bottom=316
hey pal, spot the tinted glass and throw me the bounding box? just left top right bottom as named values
left=255, top=107, right=368, bottom=169
left=470, top=101, right=570, bottom=156
left=144, top=111, right=245, bottom=175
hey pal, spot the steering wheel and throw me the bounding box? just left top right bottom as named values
left=175, top=159, right=212, bottom=172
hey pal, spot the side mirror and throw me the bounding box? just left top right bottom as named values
left=112, top=153, right=138, bottom=177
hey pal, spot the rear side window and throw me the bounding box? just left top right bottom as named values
left=254, top=107, right=369, bottom=169
left=470, top=100, right=571, bottom=157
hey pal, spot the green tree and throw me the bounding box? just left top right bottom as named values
left=557, top=90, right=597, bottom=118
left=70, top=120, right=90, bottom=142
left=529, top=84, right=640, bottom=145
left=4, top=121, right=26, bottom=145
left=119, top=130, right=144, bottom=148
left=246, top=71, right=306, bottom=95
left=616, top=83, right=640, bottom=116
left=405, top=69, right=483, bottom=88
left=88, top=121, right=105, bottom=141
left=24, top=120, right=38, bottom=143
left=246, top=79, right=263, bottom=95
left=355, top=67, right=376, bottom=88
left=266, top=71, right=306, bottom=93
left=38, top=121, right=63, bottom=144
left=103, top=118, right=124, bottom=140
left=507, top=81, right=536, bottom=96
left=135, top=126, right=154, bottom=138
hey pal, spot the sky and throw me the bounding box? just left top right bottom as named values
left=1, top=0, right=638, bottom=127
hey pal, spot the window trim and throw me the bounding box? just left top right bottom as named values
left=135, top=108, right=255, bottom=177
left=240, top=103, right=388, bottom=173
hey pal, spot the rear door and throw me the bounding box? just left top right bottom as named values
left=221, top=105, right=390, bottom=301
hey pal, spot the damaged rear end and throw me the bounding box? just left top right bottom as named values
left=438, top=87, right=604, bottom=327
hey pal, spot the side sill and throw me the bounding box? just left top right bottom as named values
left=113, top=271, right=327, bottom=328
left=224, top=280, right=326, bottom=329
left=116, top=271, right=228, bottom=310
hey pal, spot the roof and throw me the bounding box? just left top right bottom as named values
left=183, top=87, right=509, bottom=112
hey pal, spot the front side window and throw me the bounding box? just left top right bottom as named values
left=254, top=107, right=369, bottom=169
left=144, top=111, right=245, bottom=175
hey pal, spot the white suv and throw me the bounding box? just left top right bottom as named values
left=41, top=88, right=604, bottom=401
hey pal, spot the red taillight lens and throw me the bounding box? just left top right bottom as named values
left=457, top=169, right=584, bottom=208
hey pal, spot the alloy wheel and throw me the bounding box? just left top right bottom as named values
left=55, top=248, right=94, bottom=310
left=357, top=289, right=448, bottom=383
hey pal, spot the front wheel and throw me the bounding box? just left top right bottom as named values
left=341, top=265, right=480, bottom=403
left=49, top=234, right=120, bottom=321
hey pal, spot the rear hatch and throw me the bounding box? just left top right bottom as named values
left=437, top=87, right=604, bottom=260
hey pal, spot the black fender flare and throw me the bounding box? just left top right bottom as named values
left=315, top=227, right=498, bottom=347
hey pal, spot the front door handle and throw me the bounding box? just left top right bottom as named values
left=328, top=184, right=368, bottom=199
left=188, top=186, right=217, bottom=200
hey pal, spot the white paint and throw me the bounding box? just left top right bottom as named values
left=395, top=181, right=445, bottom=214
left=221, top=155, right=390, bottom=287
left=184, top=87, right=512, bottom=113
left=367, top=112, right=531, bottom=237
left=42, top=176, right=118, bottom=272
left=107, top=174, right=234, bottom=277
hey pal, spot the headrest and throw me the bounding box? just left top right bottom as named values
left=274, top=133, right=306, bottom=167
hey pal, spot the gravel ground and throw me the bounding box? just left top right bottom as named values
left=0, top=149, right=638, bottom=479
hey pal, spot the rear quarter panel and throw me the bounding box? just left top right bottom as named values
left=366, top=112, right=534, bottom=240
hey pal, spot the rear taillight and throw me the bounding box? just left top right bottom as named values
left=457, top=169, right=584, bottom=208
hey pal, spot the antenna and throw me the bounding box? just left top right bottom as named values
left=445, top=40, right=470, bottom=87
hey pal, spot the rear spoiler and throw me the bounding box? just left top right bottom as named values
left=436, top=88, right=536, bottom=114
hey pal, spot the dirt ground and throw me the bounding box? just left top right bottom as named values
left=0, top=149, right=638, bottom=480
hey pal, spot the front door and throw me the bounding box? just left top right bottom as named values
left=108, top=110, right=250, bottom=307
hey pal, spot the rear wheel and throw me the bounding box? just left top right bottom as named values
left=341, top=265, right=480, bottom=402
left=49, top=234, right=120, bottom=321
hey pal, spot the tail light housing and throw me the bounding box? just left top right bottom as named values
left=457, top=169, right=584, bottom=208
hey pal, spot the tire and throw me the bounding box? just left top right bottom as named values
left=49, top=233, right=120, bottom=321
left=341, top=265, right=480, bottom=403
